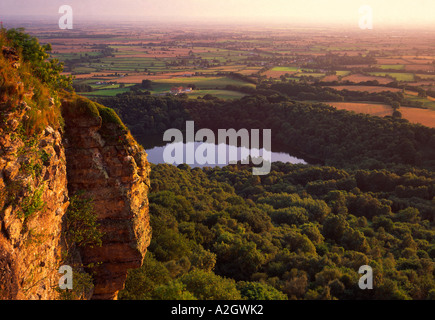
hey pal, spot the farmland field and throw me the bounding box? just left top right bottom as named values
left=324, top=101, right=435, bottom=128
left=35, top=23, right=435, bottom=101
left=152, top=76, right=255, bottom=89
left=416, top=74, right=435, bottom=80
left=341, top=73, right=392, bottom=84
left=186, top=90, right=247, bottom=100
left=369, top=72, right=415, bottom=82
left=81, top=87, right=133, bottom=97
left=404, top=64, right=435, bottom=72
left=326, top=86, right=402, bottom=93
left=295, top=72, right=325, bottom=78
left=376, top=58, right=409, bottom=65
left=325, top=102, right=394, bottom=117
left=400, top=107, right=435, bottom=128
left=379, top=64, right=405, bottom=70
left=270, top=67, right=301, bottom=72
left=336, top=71, right=351, bottom=77
left=403, top=92, right=435, bottom=110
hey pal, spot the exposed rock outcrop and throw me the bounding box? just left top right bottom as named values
left=0, top=90, right=151, bottom=300
left=0, top=103, right=69, bottom=299
left=62, top=97, right=151, bottom=300
left=1, top=46, right=20, bottom=68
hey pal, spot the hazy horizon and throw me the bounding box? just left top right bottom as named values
left=1, top=0, right=435, bottom=29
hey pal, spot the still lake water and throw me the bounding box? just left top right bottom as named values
left=145, top=141, right=307, bottom=168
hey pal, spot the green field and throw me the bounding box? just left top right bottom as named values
left=90, top=83, right=135, bottom=90
left=187, top=90, right=247, bottom=100
left=80, top=87, right=133, bottom=97
left=336, top=71, right=351, bottom=77
left=153, top=76, right=255, bottom=90
left=96, top=57, right=167, bottom=72
left=405, top=94, right=435, bottom=110
left=369, top=72, right=414, bottom=82
left=379, top=64, right=405, bottom=70
left=72, top=67, right=98, bottom=74
left=295, top=72, right=326, bottom=78
left=271, top=66, right=300, bottom=72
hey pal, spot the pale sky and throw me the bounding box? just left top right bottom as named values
left=1, top=0, right=435, bottom=28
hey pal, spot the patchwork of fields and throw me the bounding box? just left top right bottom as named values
left=41, top=24, right=435, bottom=126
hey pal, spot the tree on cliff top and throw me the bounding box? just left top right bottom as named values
left=4, top=27, right=73, bottom=91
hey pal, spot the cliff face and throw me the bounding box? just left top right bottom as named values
left=62, top=97, right=151, bottom=300
left=0, top=49, right=151, bottom=299
left=0, top=104, right=69, bottom=300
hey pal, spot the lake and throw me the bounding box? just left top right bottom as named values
left=145, top=141, right=307, bottom=168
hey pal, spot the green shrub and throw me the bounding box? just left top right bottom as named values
left=237, top=281, right=288, bottom=300
left=20, top=183, right=45, bottom=219
left=5, top=28, right=73, bottom=91
left=96, top=103, right=126, bottom=128
left=57, top=270, right=94, bottom=300
left=151, top=280, right=197, bottom=300
left=64, top=192, right=103, bottom=249
left=180, top=269, right=242, bottom=300
left=62, top=96, right=100, bottom=120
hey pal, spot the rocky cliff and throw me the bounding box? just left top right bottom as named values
left=0, top=103, right=69, bottom=299
left=62, top=97, right=151, bottom=300
left=0, top=46, right=151, bottom=300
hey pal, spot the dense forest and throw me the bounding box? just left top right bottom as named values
left=96, top=90, right=435, bottom=300
left=119, top=162, right=434, bottom=300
